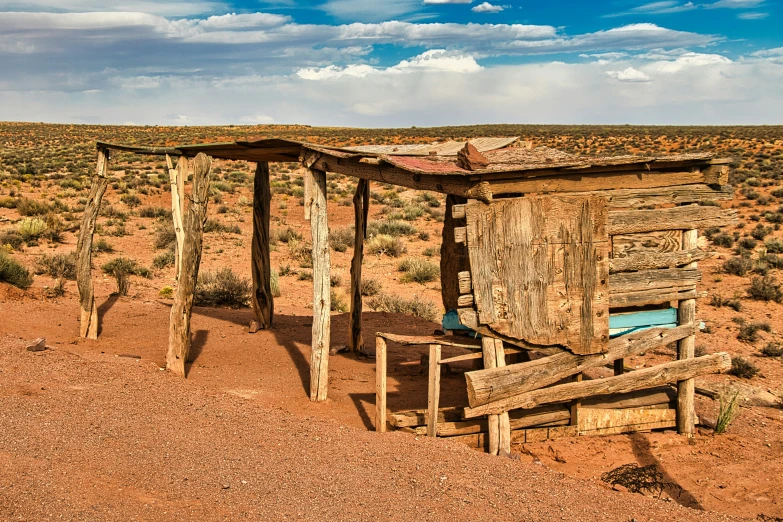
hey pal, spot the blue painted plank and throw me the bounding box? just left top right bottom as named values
left=609, top=308, right=677, bottom=329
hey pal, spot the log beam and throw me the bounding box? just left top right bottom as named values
left=464, top=352, right=731, bottom=418
left=76, top=147, right=110, bottom=339
left=250, top=161, right=273, bottom=331
left=465, top=323, right=697, bottom=408
left=309, top=167, right=331, bottom=402
left=348, top=179, right=369, bottom=351
left=677, top=229, right=698, bottom=437
left=166, top=153, right=211, bottom=377
left=482, top=337, right=510, bottom=456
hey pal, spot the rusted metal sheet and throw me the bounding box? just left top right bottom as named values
left=464, top=195, right=610, bottom=355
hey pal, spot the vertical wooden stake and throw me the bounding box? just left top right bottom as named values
left=427, top=344, right=442, bottom=437
left=677, top=228, right=698, bottom=437
left=166, top=153, right=211, bottom=378
left=376, top=335, right=387, bottom=432
left=349, top=179, right=370, bottom=352
left=482, top=337, right=510, bottom=455
left=250, top=161, right=273, bottom=330
left=166, top=154, right=186, bottom=280
left=304, top=169, right=313, bottom=221
left=570, top=373, right=583, bottom=430
left=613, top=359, right=624, bottom=376
left=76, top=147, right=110, bottom=339
left=309, top=167, right=331, bottom=402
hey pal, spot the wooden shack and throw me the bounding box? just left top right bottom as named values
left=77, top=136, right=736, bottom=455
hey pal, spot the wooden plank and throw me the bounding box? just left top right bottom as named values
left=376, top=332, right=482, bottom=349
left=566, top=184, right=733, bottom=209
left=465, top=196, right=610, bottom=355
left=439, top=347, right=524, bottom=365
left=457, top=294, right=474, bottom=307
left=465, top=323, right=696, bottom=408
left=608, top=205, right=738, bottom=235
left=303, top=169, right=312, bottom=221
left=612, top=230, right=683, bottom=258
left=440, top=195, right=470, bottom=311
left=457, top=309, right=566, bottom=356
left=581, top=420, right=676, bottom=436
left=610, top=267, right=701, bottom=293
left=581, top=386, right=676, bottom=409
left=609, top=308, right=677, bottom=329
left=166, top=153, right=211, bottom=377
left=376, top=336, right=387, bottom=432
left=611, top=288, right=703, bottom=308
left=570, top=373, right=582, bottom=427
left=250, top=161, right=273, bottom=330
left=578, top=408, right=677, bottom=435
left=348, top=179, right=369, bottom=351
left=390, top=407, right=463, bottom=428
left=610, top=248, right=707, bottom=273
left=453, top=226, right=467, bottom=244
left=427, top=344, right=441, bottom=437
left=463, top=352, right=731, bottom=418
left=76, top=147, right=109, bottom=339
left=678, top=229, right=698, bottom=437
left=486, top=170, right=719, bottom=196
left=309, top=167, right=331, bottom=402
left=458, top=271, right=472, bottom=294
left=165, top=154, right=186, bottom=279
left=483, top=337, right=501, bottom=455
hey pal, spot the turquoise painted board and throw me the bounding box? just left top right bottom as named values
left=609, top=308, right=677, bottom=329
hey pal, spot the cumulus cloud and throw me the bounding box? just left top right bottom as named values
left=0, top=0, right=224, bottom=16
left=647, top=52, right=731, bottom=73
left=297, top=49, right=481, bottom=79
left=606, top=66, right=651, bottom=82
left=472, top=2, right=505, bottom=13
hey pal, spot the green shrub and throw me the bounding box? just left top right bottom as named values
left=153, top=249, right=175, bottom=269
left=367, top=293, right=439, bottom=322
left=101, top=257, right=150, bottom=296
left=0, top=229, right=24, bottom=250
left=737, top=322, right=771, bottom=343
left=139, top=206, right=169, bottom=218
left=329, top=226, right=354, bottom=252
left=728, top=356, right=760, bottom=379
left=271, top=268, right=281, bottom=298
left=271, top=227, right=303, bottom=245
left=92, top=238, right=114, bottom=254
left=761, top=342, right=783, bottom=357
left=765, top=238, right=783, bottom=254
left=195, top=268, right=250, bottom=308
left=0, top=250, right=33, bottom=289
left=204, top=219, right=241, bottom=234
left=154, top=221, right=176, bottom=250
left=368, top=219, right=416, bottom=237
left=715, top=390, right=741, bottom=434
left=398, top=257, right=440, bottom=284
left=159, top=286, right=174, bottom=299
left=120, top=193, right=141, bottom=208
left=17, top=218, right=48, bottom=244
left=751, top=224, right=772, bottom=240
left=711, top=233, right=734, bottom=248
left=723, top=256, right=753, bottom=276
left=747, top=275, right=783, bottom=302
left=366, top=234, right=406, bottom=257
left=35, top=251, right=77, bottom=280
left=330, top=289, right=347, bottom=312
left=16, top=198, right=52, bottom=216
left=360, top=277, right=382, bottom=296
left=737, top=237, right=757, bottom=250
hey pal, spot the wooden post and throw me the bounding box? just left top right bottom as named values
left=309, top=167, right=331, bottom=401
left=304, top=169, right=313, bottom=221
left=376, top=335, right=387, bottom=432
left=677, top=228, right=698, bottom=437
left=614, top=359, right=625, bottom=376
left=250, top=161, right=273, bottom=331
left=76, top=147, right=110, bottom=339
left=482, top=336, right=511, bottom=456
left=166, top=153, right=211, bottom=377
left=165, top=154, right=186, bottom=280
left=570, top=373, right=582, bottom=428
left=349, top=179, right=370, bottom=352
left=427, top=344, right=442, bottom=437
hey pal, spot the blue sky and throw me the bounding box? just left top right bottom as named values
left=0, top=0, right=781, bottom=125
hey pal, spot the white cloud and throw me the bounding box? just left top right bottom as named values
left=707, top=0, right=764, bottom=8
left=648, top=51, right=732, bottom=73
left=0, top=0, right=223, bottom=16
left=472, top=2, right=504, bottom=13
left=737, top=11, right=768, bottom=18
left=422, top=0, right=473, bottom=4
left=297, top=49, right=481, bottom=79
left=319, top=0, right=422, bottom=22
left=606, top=66, right=651, bottom=82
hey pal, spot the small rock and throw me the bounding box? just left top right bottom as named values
left=456, top=143, right=490, bottom=171
left=222, top=484, right=230, bottom=489
left=329, top=345, right=348, bottom=356
left=612, top=484, right=628, bottom=493
left=26, top=338, right=47, bottom=352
